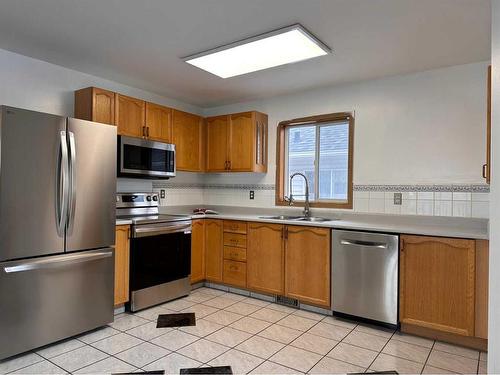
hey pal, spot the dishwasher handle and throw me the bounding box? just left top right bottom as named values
left=340, top=239, right=388, bottom=249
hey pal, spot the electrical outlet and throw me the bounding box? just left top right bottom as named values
left=160, top=189, right=166, bottom=199
left=394, top=192, right=402, bottom=205
left=249, top=190, right=255, bottom=200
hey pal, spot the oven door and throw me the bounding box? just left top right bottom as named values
left=130, top=221, right=191, bottom=293
left=119, top=136, right=175, bottom=178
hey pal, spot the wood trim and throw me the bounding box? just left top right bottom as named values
left=475, top=239, right=489, bottom=339
left=485, top=65, right=491, bottom=184
left=275, top=112, right=354, bottom=209
left=401, top=323, right=487, bottom=352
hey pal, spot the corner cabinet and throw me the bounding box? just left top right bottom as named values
left=400, top=235, right=476, bottom=336
left=206, top=111, right=267, bottom=173
left=114, top=225, right=130, bottom=306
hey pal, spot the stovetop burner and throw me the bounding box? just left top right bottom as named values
left=116, top=192, right=191, bottom=225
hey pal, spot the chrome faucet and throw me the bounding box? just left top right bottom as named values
left=285, top=172, right=311, bottom=218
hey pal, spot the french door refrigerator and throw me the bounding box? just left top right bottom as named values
left=0, top=106, right=116, bottom=360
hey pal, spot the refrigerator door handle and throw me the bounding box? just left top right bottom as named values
left=67, top=131, right=77, bottom=234
left=2, top=250, right=113, bottom=274
left=56, top=130, right=69, bottom=236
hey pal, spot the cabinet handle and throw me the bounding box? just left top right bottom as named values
left=142, top=126, right=146, bottom=138
left=228, top=160, right=231, bottom=170
left=284, top=227, right=288, bottom=240
left=146, top=127, right=150, bottom=138
left=400, top=239, right=405, bottom=252
left=482, top=164, right=488, bottom=179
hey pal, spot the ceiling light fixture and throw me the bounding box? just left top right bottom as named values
left=183, top=24, right=331, bottom=78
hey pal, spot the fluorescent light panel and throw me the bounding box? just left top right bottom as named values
left=183, top=24, right=330, bottom=78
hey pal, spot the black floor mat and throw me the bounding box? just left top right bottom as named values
left=113, top=371, right=165, bottom=375
left=156, top=312, right=196, bottom=328
left=180, top=366, right=233, bottom=374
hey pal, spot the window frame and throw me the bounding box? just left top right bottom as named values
left=275, top=112, right=354, bottom=209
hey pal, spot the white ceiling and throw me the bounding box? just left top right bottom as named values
left=0, top=0, right=491, bottom=107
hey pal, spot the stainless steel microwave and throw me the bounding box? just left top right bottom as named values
left=118, top=136, right=175, bottom=179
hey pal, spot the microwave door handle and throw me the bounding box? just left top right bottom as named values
left=67, top=131, right=76, bottom=234
left=56, top=131, right=69, bottom=236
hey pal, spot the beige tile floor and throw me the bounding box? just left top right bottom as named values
left=0, top=287, right=488, bottom=374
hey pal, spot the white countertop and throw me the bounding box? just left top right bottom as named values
left=116, top=206, right=489, bottom=240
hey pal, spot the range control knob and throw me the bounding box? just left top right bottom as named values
left=152, top=196, right=158, bottom=201
left=146, top=195, right=152, bottom=202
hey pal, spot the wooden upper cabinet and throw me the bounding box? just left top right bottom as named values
left=191, top=220, right=205, bottom=284
left=146, top=102, right=172, bottom=143
left=74, top=87, right=115, bottom=125
left=206, top=115, right=230, bottom=172
left=172, top=109, right=204, bottom=172
left=115, top=94, right=146, bottom=138
left=114, top=225, right=130, bottom=306
left=205, top=219, right=223, bottom=282
left=400, top=235, right=476, bottom=337
left=247, top=222, right=284, bottom=295
left=229, top=112, right=254, bottom=171
left=206, top=111, right=268, bottom=173
left=285, top=226, right=330, bottom=307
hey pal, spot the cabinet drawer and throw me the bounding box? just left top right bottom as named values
left=223, top=233, right=247, bottom=248
left=223, top=260, right=246, bottom=287
left=223, top=246, right=247, bottom=262
left=223, top=220, right=247, bottom=234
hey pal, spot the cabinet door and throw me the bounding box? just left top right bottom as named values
left=146, top=102, right=172, bottom=143
left=172, top=109, right=204, bottom=171
left=114, top=225, right=130, bottom=306
left=206, top=116, right=229, bottom=172
left=115, top=94, right=145, bottom=138
left=191, top=220, right=205, bottom=284
left=229, top=112, right=254, bottom=171
left=247, top=223, right=284, bottom=295
left=74, top=87, right=115, bottom=125
left=400, top=235, right=475, bottom=336
left=285, top=226, right=330, bottom=307
left=205, top=219, right=223, bottom=282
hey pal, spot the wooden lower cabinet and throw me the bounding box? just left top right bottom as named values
left=247, top=223, right=285, bottom=295
left=223, top=260, right=246, bottom=287
left=114, top=225, right=130, bottom=306
left=205, top=219, right=223, bottom=282
left=285, top=226, right=331, bottom=307
left=400, top=235, right=476, bottom=337
left=191, top=220, right=205, bottom=284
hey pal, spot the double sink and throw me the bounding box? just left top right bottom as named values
left=258, top=215, right=338, bottom=222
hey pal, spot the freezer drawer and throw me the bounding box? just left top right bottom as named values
left=0, top=248, right=114, bottom=360
left=332, top=230, right=399, bottom=325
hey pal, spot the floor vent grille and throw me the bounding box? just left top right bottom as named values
left=275, top=295, right=299, bottom=307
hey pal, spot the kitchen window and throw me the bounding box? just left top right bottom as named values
left=276, top=112, right=354, bottom=209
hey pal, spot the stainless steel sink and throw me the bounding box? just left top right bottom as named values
left=259, top=215, right=303, bottom=220
left=295, top=216, right=336, bottom=222
left=258, top=215, right=338, bottom=222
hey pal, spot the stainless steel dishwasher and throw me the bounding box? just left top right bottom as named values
left=332, top=229, right=399, bottom=326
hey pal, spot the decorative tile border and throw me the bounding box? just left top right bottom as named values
left=152, top=182, right=276, bottom=190
left=153, top=181, right=489, bottom=193
left=353, top=184, right=490, bottom=193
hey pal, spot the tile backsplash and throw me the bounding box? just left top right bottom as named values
left=151, top=182, right=489, bottom=219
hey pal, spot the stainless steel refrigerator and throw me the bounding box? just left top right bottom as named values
left=0, top=106, right=116, bottom=360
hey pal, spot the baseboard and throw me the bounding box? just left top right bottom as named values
left=401, top=323, right=487, bottom=351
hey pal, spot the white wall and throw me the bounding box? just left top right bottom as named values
left=488, top=2, right=500, bottom=373
left=204, top=62, right=488, bottom=186
left=0, top=47, right=201, bottom=117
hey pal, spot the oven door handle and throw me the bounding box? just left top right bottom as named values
left=132, top=222, right=192, bottom=238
